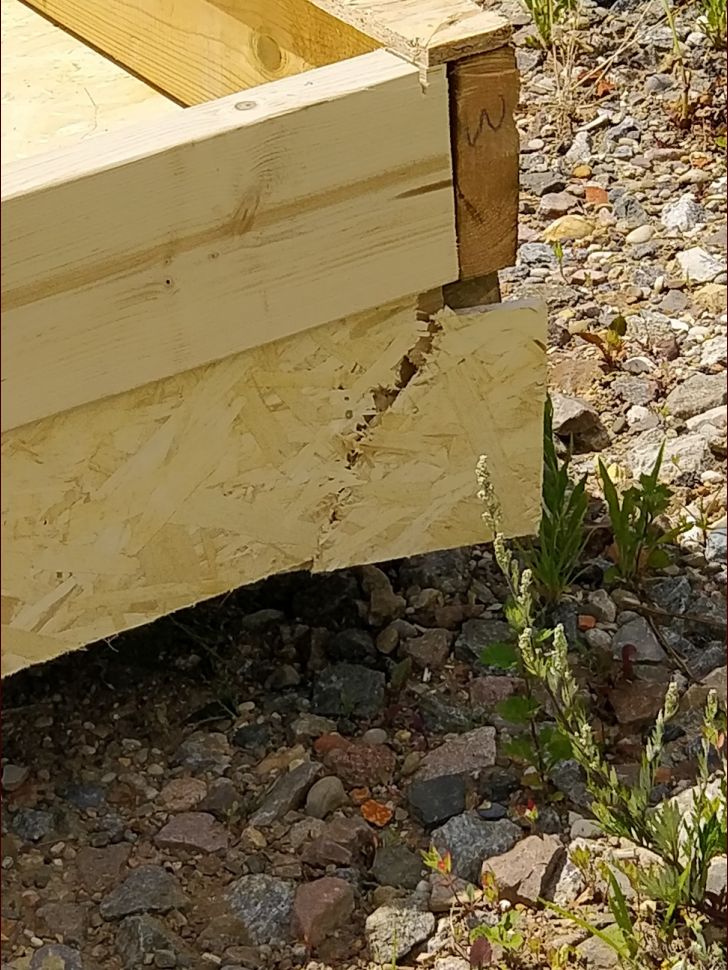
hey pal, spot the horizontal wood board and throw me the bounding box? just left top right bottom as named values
left=22, top=0, right=379, bottom=105
left=1, top=51, right=459, bottom=431
left=1, top=299, right=547, bottom=676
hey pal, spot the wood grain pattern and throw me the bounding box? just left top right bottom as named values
left=23, top=0, right=378, bottom=104
left=1, top=51, right=459, bottom=431
left=1, top=0, right=179, bottom=161
left=448, top=46, right=520, bottom=279
left=310, top=0, right=511, bottom=67
left=1, top=298, right=546, bottom=676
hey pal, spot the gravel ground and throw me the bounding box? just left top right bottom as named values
left=2, top=2, right=726, bottom=968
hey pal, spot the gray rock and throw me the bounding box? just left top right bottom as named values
left=100, top=865, right=188, bottom=920
left=585, top=589, right=617, bottom=624
left=677, top=247, right=723, bottom=283
left=564, top=130, right=592, bottom=166
left=706, top=855, right=727, bottom=902
left=522, top=172, right=566, bottom=197
left=232, top=723, right=271, bottom=750
left=612, top=193, right=647, bottom=228
left=116, top=915, right=191, bottom=970
left=645, top=73, right=674, bottom=93
left=549, top=760, right=592, bottom=810
left=399, top=548, right=472, bottom=596
left=550, top=393, right=609, bottom=451
left=225, top=874, right=295, bottom=945
left=420, top=694, right=476, bottom=734
left=661, top=194, right=706, bottom=232
left=1, top=764, right=29, bottom=792
left=365, top=900, right=435, bottom=963
left=665, top=372, right=727, bottom=420
left=539, top=192, right=580, bottom=217
left=612, top=617, right=666, bottom=663
left=250, top=760, right=323, bottom=827
left=312, top=663, right=385, bottom=718
left=305, top=776, right=348, bottom=819
left=372, top=844, right=424, bottom=889
left=431, top=814, right=520, bottom=882
left=577, top=935, right=619, bottom=968
left=706, top=527, right=727, bottom=564
left=518, top=242, right=558, bottom=267
left=408, top=775, right=466, bottom=827
left=415, top=727, right=497, bottom=784
left=612, top=375, right=658, bottom=406
left=328, top=628, right=376, bottom=663
left=646, top=576, right=691, bottom=614
left=455, top=618, right=513, bottom=663
left=290, top=713, right=338, bottom=740
left=30, top=946, right=83, bottom=970
left=172, top=732, right=231, bottom=774
left=9, top=808, right=54, bottom=843
left=61, top=783, right=106, bottom=810
left=627, top=430, right=709, bottom=483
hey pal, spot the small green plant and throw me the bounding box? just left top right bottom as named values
left=471, top=909, right=525, bottom=957
left=550, top=240, right=566, bottom=280
left=598, top=442, right=688, bottom=585
left=519, top=395, right=588, bottom=605
left=522, top=0, right=573, bottom=48
left=575, top=314, right=627, bottom=370
left=476, top=453, right=727, bottom=940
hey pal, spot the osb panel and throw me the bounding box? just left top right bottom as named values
left=1, top=298, right=546, bottom=675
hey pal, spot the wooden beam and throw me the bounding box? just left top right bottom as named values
left=1, top=298, right=546, bottom=676
left=447, top=46, right=520, bottom=280
left=1, top=51, right=459, bottom=432
left=309, top=0, right=512, bottom=68
left=22, top=0, right=379, bottom=104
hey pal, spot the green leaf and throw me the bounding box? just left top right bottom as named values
left=646, top=548, right=671, bottom=570
left=480, top=642, right=518, bottom=670
left=604, top=869, right=637, bottom=955
left=609, top=314, right=628, bottom=337
left=542, top=901, right=630, bottom=959
left=496, top=696, right=540, bottom=724
left=503, top=736, right=537, bottom=763
left=540, top=726, right=573, bottom=764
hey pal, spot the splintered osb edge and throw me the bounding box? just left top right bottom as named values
left=1, top=298, right=546, bottom=676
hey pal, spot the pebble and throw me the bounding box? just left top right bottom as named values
left=625, top=225, right=653, bottom=244
left=662, top=193, right=706, bottom=232
left=304, top=776, right=348, bottom=819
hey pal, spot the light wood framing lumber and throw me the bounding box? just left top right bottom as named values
left=22, top=0, right=379, bottom=105
left=447, top=47, right=520, bottom=279
left=22, top=0, right=511, bottom=106
left=1, top=298, right=547, bottom=676
left=1, top=0, right=179, bottom=161
left=1, top=50, right=459, bottom=432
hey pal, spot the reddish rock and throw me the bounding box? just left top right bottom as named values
left=301, top=816, right=375, bottom=869
left=469, top=676, right=524, bottom=709
left=313, top=733, right=349, bottom=756
left=608, top=681, right=668, bottom=725
left=292, top=877, right=355, bottom=946
left=415, top=726, right=496, bottom=783
left=158, top=778, right=207, bottom=813
left=481, top=835, right=565, bottom=906
left=76, top=844, right=131, bottom=894
left=155, top=812, right=229, bottom=854
left=404, top=629, right=453, bottom=670
left=324, top=742, right=396, bottom=788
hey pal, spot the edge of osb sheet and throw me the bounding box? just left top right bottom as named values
left=1, top=298, right=546, bottom=676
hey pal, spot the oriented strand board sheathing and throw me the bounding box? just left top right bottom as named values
left=1, top=299, right=546, bottom=676
left=0, top=0, right=179, bottom=162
